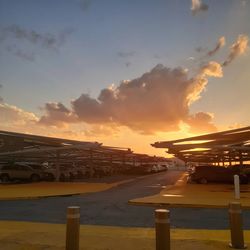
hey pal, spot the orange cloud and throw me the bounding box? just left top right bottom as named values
left=0, top=102, right=38, bottom=126
left=38, top=62, right=222, bottom=134
left=185, top=112, right=217, bottom=133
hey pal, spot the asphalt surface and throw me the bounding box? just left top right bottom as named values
left=1, top=170, right=250, bottom=229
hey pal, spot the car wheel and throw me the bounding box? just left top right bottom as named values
left=1, top=174, right=10, bottom=183
left=30, top=174, right=40, bottom=182
left=199, top=178, right=208, bottom=184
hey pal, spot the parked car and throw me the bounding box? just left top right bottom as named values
left=151, top=165, right=158, bottom=173
left=194, top=165, right=244, bottom=184
left=234, top=164, right=250, bottom=181
left=47, top=165, right=71, bottom=181
left=28, top=163, right=71, bottom=181
left=189, top=165, right=248, bottom=184
left=0, top=163, right=45, bottom=182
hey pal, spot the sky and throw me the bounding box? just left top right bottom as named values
left=0, top=0, right=250, bottom=156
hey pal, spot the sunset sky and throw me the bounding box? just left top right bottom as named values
left=0, top=0, right=249, bottom=156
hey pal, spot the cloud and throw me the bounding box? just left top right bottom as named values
left=0, top=84, right=3, bottom=103
left=3, top=31, right=247, bottom=136
left=0, top=25, right=73, bottom=49
left=228, top=123, right=243, bottom=130
left=117, top=51, right=136, bottom=58
left=223, top=34, right=249, bottom=66
left=38, top=62, right=223, bottom=134
left=207, top=37, right=226, bottom=57
left=199, top=61, right=223, bottom=78
left=6, top=45, right=35, bottom=62
left=186, top=61, right=223, bottom=105
left=117, top=51, right=135, bottom=68
left=241, top=0, right=247, bottom=7
left=185, top=112, right=217, bottom=133
left=191, top=0, right=209, bottom=15
left=125, top=62, right=131, bottom=67
left=0, top=25, right=74, bottom=61
left=195, top=47, right=207, bottom=53
left=0, top=102, right=38, bottom=127
left=83, top=124, right=120, bottom=137
left=78, top=0, right=92, bottom=12
left=38, top=102, right=77, bottom=128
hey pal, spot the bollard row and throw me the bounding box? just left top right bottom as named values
left=64, top=203, right=247, bottom=250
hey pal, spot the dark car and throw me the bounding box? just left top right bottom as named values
left=234, top=164, right=250, bottom=182
left=189, top=165, right=248, bottom=184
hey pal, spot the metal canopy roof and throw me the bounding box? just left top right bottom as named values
left=0, top=130, right=169, bottom=164
left=152, top=126, right=250, bottom=163
left=0, top=130, right=133, bottom=163
left=0, top=130, right=101, bottom=153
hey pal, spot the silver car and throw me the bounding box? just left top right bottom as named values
left=0, top=163, right=44, bottom=182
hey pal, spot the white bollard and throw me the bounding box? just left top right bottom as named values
left=234, top=175, right=240, bottom=200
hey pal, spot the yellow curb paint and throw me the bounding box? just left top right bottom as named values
left=1, top=221, right=250, bottom=250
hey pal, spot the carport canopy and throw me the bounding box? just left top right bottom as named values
left=152, top=126, right=250, bottom=164
left=0, top=130, right=170, bottom=174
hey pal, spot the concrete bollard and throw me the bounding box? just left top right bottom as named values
left=155, top=209, right=170, bottom=250
left=229, top=202, right=247, bottom=249
left=66, top=206, right=80, bottom=250
left=234, top=175, right=240, bottom=200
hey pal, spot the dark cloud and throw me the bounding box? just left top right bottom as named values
left=6, top=45, right=35, bottom=61
left=0, top=25, right=74, bottom=61
left=207, top=37, right=225, bottom=57
left=125, top=62, right=131, bottom=67
left=195, top=47, right=206, bottom=53
left=0, top=25, right=74, bottom=49
left=78, top=0, right=92, bottom=11
left=191, top=0, right=209, bottom=15
left=223, top=34, right=249, bottom=66
left=154, top=54, right=161, bottom=59
left=117, top=51, right=136, bottom=58
left=39, top=102, right=77, bottom=128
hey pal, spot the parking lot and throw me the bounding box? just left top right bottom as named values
left=130, top=172, right=250, bottom=209
left=1, top=170, right=250, bottom=229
